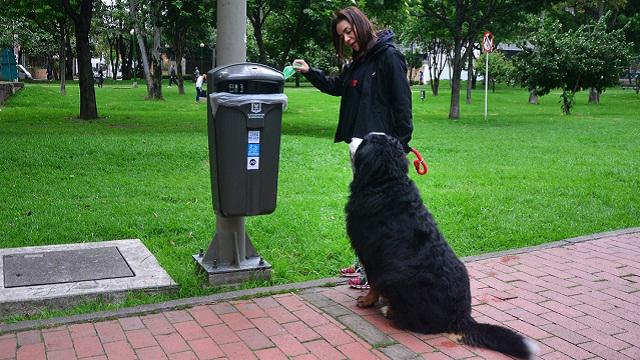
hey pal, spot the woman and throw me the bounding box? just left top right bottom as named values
left=294, top=6, right=414, bottom=289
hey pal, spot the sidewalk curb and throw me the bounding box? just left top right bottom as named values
left=2, top=227, right=638, bottom=334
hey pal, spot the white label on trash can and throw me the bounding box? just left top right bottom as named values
left=247, top=157, right=260, bottom=170
left=248, top=130, right=260, bottom=144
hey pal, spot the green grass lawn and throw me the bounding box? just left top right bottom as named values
left=1, top=81, right=639, bottom=320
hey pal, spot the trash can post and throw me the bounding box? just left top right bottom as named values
left=201, top=216, right=258, bottom=266
left=193, top=63, right=286, bottom=286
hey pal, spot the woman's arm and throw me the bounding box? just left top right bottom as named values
left=386, top=50, right=413, bottom=152
left=293, top=59, right=345, bottom=96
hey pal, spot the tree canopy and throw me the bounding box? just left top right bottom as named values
left=2, top=0, right=639, bottom=120
left=513, top=15, right=632, bottom=114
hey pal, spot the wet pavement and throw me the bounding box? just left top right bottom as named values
left=0, top=228, right=638, bottom=359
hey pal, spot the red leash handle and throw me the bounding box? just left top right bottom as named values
left=410, top=148, right=428, bottom=175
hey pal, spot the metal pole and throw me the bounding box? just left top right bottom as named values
left=484, top=53, right=489, bottom=121
left=199, top=43, right=204, bottom=73
left=213, top=0, right=247, bottom=251
left=216, top=0, right=246, bottom=66
left=130, top=29, right=137, bottom=88
left=194, top=0, right=271, bottom=286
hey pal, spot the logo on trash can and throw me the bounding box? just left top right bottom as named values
left=247, top=157, right=259, bottom=170
left=251, top=102, right=262, bottom=113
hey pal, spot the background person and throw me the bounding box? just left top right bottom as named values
left=169, top=64, right=178, bottom=87
left=195, top=74, right=206, bottom=102
left=294, top=6, right=413, bottom=289
left=97, top=67, right=104, bottom=88
left=193, top=66, right=200, bottom=82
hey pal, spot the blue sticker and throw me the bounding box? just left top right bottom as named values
left=247, top=143, right=260, bottom=157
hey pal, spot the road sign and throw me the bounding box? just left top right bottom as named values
left=482, top=32, right=494, bottom=121
left=482, top=32, right=494, bottom=53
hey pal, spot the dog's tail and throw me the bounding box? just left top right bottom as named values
left=459, top=319, right=538, bottom=360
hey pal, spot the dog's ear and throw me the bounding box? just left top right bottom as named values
left=353, top=134, right=408, bottom=185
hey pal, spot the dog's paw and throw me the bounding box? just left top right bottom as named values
left=449, top=333, right=464, bottom=344
left=380, top=305, right=393, bottom=319
left=356, top=295, right=377, bottom=308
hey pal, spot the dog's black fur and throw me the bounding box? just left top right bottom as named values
left=346, top=133, right=536, bottom=360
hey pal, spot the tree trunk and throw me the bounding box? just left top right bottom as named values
left=148, top=22, right=163, bottom=100
left=58, top=22, right=66, bottom=96
left=130, top=0, right=153, bottom=94
left=427, top=39, right=446, bottom=97
left=431, top=78, right=439, bottom=96
left=64, top=0, right=97, bottom=120
left=448, top=40, right=465, bottom=120
left=146, top=1, right=164, bottom=100
left=170, top=20, right=186, bottom=95
left=75, top=26, right=97, bottom=119
left=113, top=52, right=120, bottom=81
left=450, top=75, right=461, bottom=119
left=251, top=19, right=267, bottom=64
left=466, top=41, right=473, bottom=104
left=123, top=34, right=132, bottom=80
left=109, top=34, right=119, bottom=81
left=528, top=88, right=538, bottom=104
left=446, top=53, right=453, bottom=86
left=177, top=60, right=185, bottom=94
left=136, top=34, right=152, bottom=92
left=248, top=3, right=270, bottom=65
left=588, top=87, right=600, bottom=104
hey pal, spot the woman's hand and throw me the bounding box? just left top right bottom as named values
left=292, top=59, right=310, bottom=74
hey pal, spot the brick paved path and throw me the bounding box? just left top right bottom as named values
left=0, top=230, right=639, bottom=359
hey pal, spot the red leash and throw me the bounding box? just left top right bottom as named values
left=410, top=148, right=428, bottom=175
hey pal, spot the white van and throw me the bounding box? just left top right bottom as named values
left=17, top=65, right=32, bottom=80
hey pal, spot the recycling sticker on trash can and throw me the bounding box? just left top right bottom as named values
left=247, top=130, right=261, bottom=170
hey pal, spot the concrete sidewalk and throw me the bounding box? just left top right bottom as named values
left=1, top=228, right=639, bottom=359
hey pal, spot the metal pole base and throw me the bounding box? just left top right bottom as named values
left=192, top=254, right=271, bottom=286
left=193, top=214, right=272, bottom=286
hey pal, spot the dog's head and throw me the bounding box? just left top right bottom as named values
left=352, top=133, right=408, bottom=186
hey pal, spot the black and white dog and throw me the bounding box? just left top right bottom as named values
left=346, top=133, right=538, bottom=360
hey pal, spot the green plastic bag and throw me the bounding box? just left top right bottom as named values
left=283, top=65, right=296, bottom=80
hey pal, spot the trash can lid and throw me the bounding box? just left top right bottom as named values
left=211, top=62, right=284, bottom=84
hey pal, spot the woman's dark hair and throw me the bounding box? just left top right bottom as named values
left=331, top=6, right=376, bottom=59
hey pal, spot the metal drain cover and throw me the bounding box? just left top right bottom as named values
left=3, top=246, right=135, bottom=288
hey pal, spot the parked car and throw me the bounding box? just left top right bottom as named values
left=17, top=65, right=32, bottom=80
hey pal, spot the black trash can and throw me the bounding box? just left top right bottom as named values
left=207, top=63, right=288, bottom=217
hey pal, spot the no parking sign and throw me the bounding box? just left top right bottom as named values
left=482, top=32, right=494, bottom=53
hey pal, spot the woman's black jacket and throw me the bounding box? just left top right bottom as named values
left=303, top=31, right=413, bottom=152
